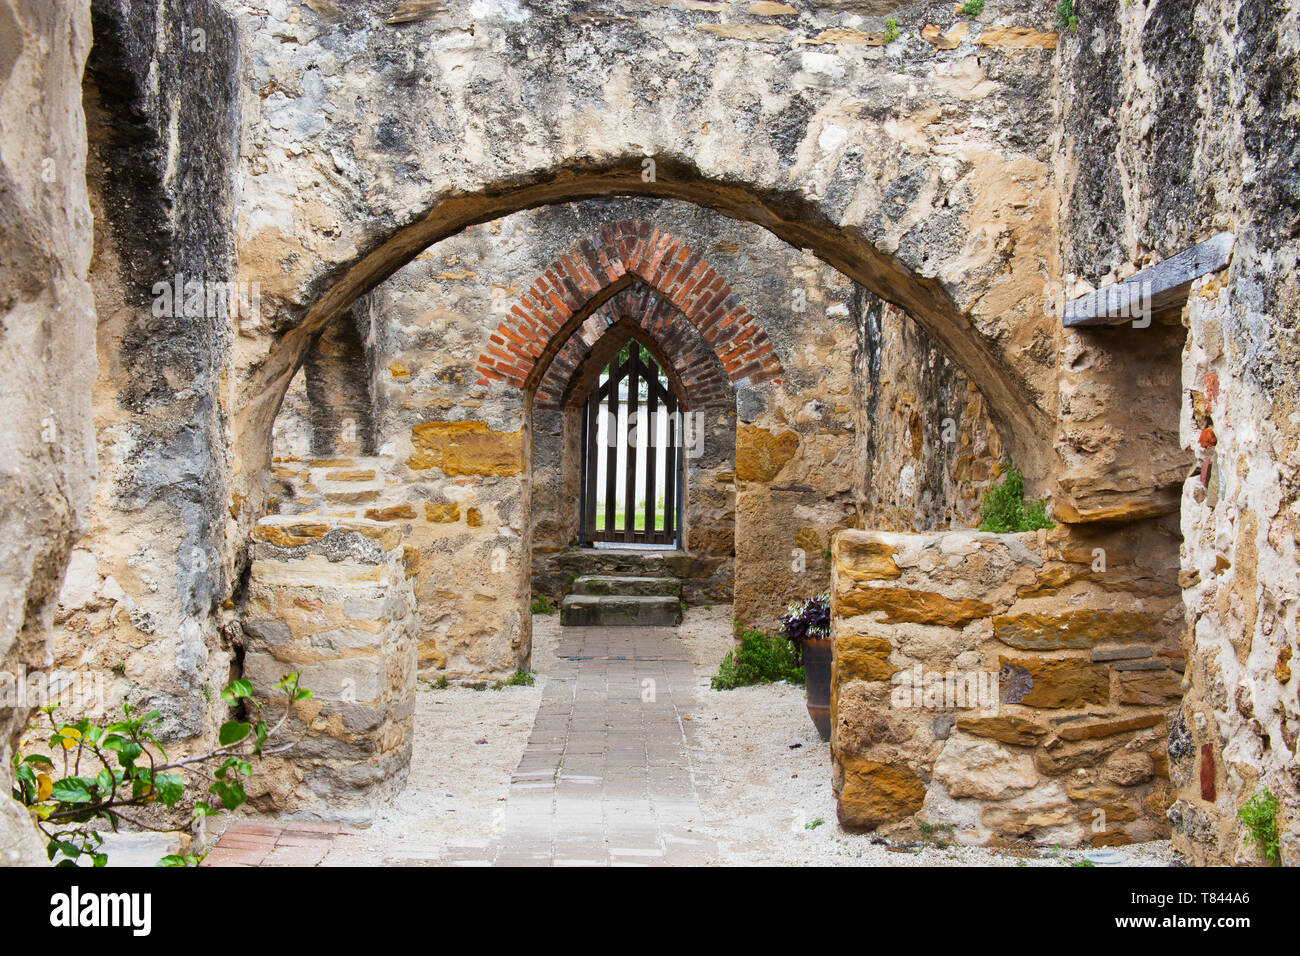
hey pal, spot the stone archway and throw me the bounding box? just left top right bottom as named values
left=233, top=163, right=1057, bottom=542
left=529, top=281, right=739, bottom=603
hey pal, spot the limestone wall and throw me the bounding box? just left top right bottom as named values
left=1057, top=0, right=1300, bottom=865
left=851, top=295, right=1005, bottom=532
left=0, top=0, right=97, bottom=865
left=50, top=0, right=243, bottom=757
left=831, top=528, right=1182, bottom=848
left=228, top=0, right=1067, bottom=545
left=241, top=517, right=417, bottom=818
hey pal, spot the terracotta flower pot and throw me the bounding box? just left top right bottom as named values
left=801, top=637, right=832, bottom=741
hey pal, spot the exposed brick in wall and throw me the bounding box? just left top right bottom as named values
left=476, top=221, right=782, bottom=393
left=533, top=283, right=734, bottom=409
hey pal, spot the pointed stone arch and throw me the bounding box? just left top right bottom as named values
left=476, top=221, right=782, bottom=394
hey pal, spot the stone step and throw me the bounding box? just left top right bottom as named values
left=560, top=594, right=683, bottom=627
left=571, top=575, right=681, bottom=597
left=554, top=547, right=689, bottom=579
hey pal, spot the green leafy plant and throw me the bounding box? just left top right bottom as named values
left=711, top=625, right=805, bottom=690
left=884, top=17, right=900, bottom=42
left=960, top=0, right=985, bottom=16
left=1056, top=0, right=1078, bottom=31
left=1071, top=859, right=1096, bottom=867
left=1237, top=788, right=1281, bottom=866
left=11, top=673, right=311, bottom=867
left=530, top=595, right=555, bottom=615
left=918, top=820, right=955, bottom=847
left=805, top=817, right=825, bottom=830
left=501, top=668, right=535, bottom=688
left=977, top=465, right=1055, bottom=533
left=432, top=674, right=450, bottom=689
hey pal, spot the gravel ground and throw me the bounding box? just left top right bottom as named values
left=678, top=605, right=1180, bottom=868
left=331, top=667, right=545, bottom=858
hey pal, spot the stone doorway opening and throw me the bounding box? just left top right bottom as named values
left=579, top=339, right=683, bottom=549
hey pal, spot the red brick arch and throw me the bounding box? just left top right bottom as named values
left=475, top=220, right=782, bottom=392
left=533, top=283, right=734, bottom=409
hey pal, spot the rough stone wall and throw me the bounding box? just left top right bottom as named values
left=48, top=0, right=1070, bottom=712
left=831, top=528, right=1183, bottom=847
left=228, top=0, right=1068, bottom=550
left=51, top=0, right=242, bottom=758
left=241, top=517, right=417, bottom=819
left=21, top=0, right=1298, bottom=865
left=1058, top=0, right=1300, bottom=864
left=0, top=0, right=97, bottom=865
left=852, top=292, right=1004, bottom=532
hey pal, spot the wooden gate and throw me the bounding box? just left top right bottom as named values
left=579, top=341, right=683, bottom=546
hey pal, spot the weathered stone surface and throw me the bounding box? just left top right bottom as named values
left=993, top=609, right=1159, bottom=650
left=835, top=632, right=895, bottom=683
left=837, top=585, right=993, bottom=628
left=364, top=505, right=417, bottom=521
left=999, top=656, right=1109, bottom=709
left=424, top=502, right=460, bottom=523
left=932, top=734, right=1039, bottom=800
left=243, top=515, right=417, bottom=815
left=1035, top=736, right=1128, bottom=776
left=0, top=0, right=96, bottom=863
left=1056, top=713, right=1164, bottom=741
left=955, top=715, right=1050, bottom=747
left=1103, top=748, right=1156, bottom=786
left=407, top=421, right=523, bottom=476
left=560, top=594, right=682, bottom=627
left=571, top=575, right=681, bottom=597
left=833, top=536, right=901, bottom=581
left=975, top=26, right=1058, bottom=50
left=1090, top=646, right=1152, bottom=662
left=837, top=758, right=926, bottom=829
left=981, top=784, right=1084, bottom=845
left=734, top=425, right=799, bottom=482
left=13, top=0, right=1286, bottom=863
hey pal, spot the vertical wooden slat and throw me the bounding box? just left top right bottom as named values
left=663, top=389, right=676, bottom=543
left=583, top=394, right=598, bottom=543
left=623, top=343, right=640, bottom=543
left=604, top=356, right=619, bottom=538
left=645, top=364, right=659, bottom=543
left=674, top=411, right=685, bottom=549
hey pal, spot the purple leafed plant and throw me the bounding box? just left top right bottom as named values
left=778, top=593, right=831, bottom=663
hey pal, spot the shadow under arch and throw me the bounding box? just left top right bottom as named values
left=238, top=157, right=1049, bottom=520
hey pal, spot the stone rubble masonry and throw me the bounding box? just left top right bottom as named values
left=830, top=528, right=1182, bottom=848
left=1174, top=269, right=1300, bottom=866
left=241, top=517, right=417, bottom=819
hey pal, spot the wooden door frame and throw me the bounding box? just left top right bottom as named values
left=574, top=330, right=687, bottom=548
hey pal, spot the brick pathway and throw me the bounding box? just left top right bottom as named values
left=203, top=625, right=715, bottom=867
left=488, top=626, right=714, bottom=866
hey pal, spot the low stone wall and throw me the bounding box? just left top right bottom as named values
left=241, top=517, right=417, bottom=820
left=830, top=528, right=1182, bottom=848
